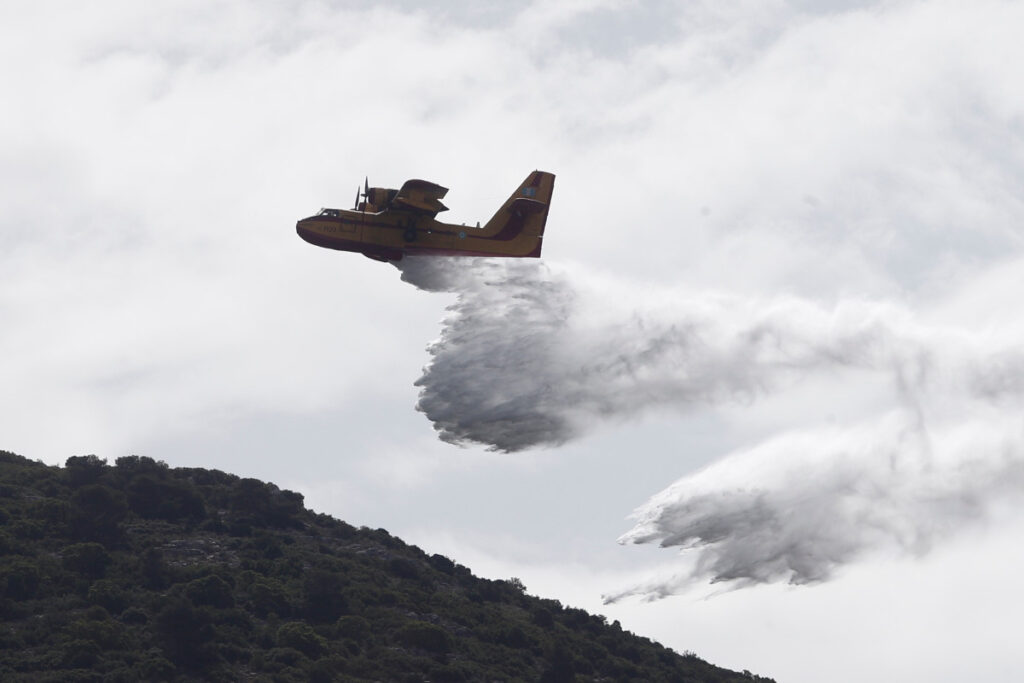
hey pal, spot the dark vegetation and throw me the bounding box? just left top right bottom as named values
left=0, top=450, right=774, bottom=682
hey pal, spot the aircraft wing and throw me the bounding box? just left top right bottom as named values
left=392, top=179, right=449, bottom=216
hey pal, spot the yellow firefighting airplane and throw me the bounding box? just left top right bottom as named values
left=296, top=170, right=554, bottom=261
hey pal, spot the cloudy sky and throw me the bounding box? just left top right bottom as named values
left=4, top=1, right=1024, bottom=680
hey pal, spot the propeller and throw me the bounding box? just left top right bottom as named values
left=354, top=177, right=370, bottom=210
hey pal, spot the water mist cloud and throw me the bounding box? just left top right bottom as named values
left=400, top=256, right=1024, bottom=594
left=608, top=413, right=1024, bottom=599
left=399, top=256, right=997, bottom=452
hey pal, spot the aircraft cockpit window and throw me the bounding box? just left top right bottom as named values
left=318, top=209, right=341, bottom=217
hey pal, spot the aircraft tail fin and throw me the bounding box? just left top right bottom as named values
left=481, top=170, right=555, bottom=257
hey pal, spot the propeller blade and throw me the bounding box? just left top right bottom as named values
left=353, top=187, right=360, bottom=210
left=364, top=176, right=369, bottom=196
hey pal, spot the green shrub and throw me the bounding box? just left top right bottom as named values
left=63, top=542, right=111, bottom=579
left=388, top=557, right=419, bottom=579
left=249, top=577, right=292, bottom=617
left=154, top=599, right=217, bottom=667
left=397, top=621, right=452, bottom=654
left=184, top=575, right=235, bottom=608
left=302, top=569, right=348, bottom=622
left=135, top=654, right=176, bottom=680
left=3, top=558, right=41, bottom=600
left=336, top=615, right=371, bottom=642
left=59, top=639, right=102, bottom=669
left=120, top=606, right=148, bottom=625
left=87, top=579, right=127, bottom=612
left=277, top=621, right=327, bottom=658
left=127, top=475, right=205, bottom=522
left=64, top=455, right=106, bottom=487
left=267, top=646, right=306, bottom=667
left=429, top=553, right=456, bottom=574
left=69, top=485, right=127, bottom=545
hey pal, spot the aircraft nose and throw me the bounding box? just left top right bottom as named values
left=296, top=218, right=314, bottom=243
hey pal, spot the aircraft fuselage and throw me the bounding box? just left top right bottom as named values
left=296, top=171, right=554, bottom=261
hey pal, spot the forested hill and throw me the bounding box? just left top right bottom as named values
left=0, top=450, right=773, bottom=682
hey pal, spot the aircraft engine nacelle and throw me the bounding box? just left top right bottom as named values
left=366, top=187, right=398, bottom=209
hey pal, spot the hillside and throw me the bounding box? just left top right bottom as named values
left=0, top=450, right=773, bottom=682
